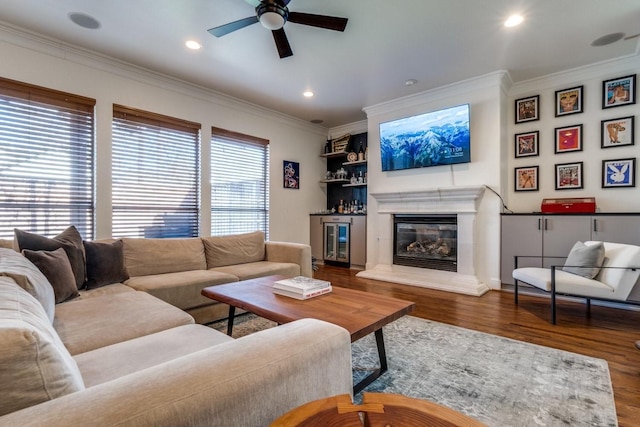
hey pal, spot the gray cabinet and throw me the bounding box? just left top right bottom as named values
left=501, top=214, right=640, bottom=285
left=309, top=214, right=366, bottom=268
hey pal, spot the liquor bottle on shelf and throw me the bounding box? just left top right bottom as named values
left=338, top=199, right=344, bottom=214
left=358, top=143, right=364, bottom=161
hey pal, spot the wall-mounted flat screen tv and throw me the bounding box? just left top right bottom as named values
left=380, top=104, right=471, bottom=171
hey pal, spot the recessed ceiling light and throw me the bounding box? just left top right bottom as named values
left=185, top=40, right=202, bottom=50
left=303, top=91, right=314, bottom=98
left=68, top=12, right=101, bottom=30
left=405, top=79, right=418, bottom=86
left=310, top=119, right=324, bottom=124
left=504, top=14, right=524, bottom=28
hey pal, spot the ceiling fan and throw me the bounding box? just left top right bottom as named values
left=208, top=0, right=348, bottom=58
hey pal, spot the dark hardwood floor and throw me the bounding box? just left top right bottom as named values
left=313, top=265, right=640, bottom=426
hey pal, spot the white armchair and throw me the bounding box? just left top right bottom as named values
left=513, top=241, right=640, bottom=324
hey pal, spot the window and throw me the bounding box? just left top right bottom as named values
left=0, top=78, right=95, bottom=240
left=211, top=127, right=269, bottom=238
left=112, top=105, right=200, bottom=238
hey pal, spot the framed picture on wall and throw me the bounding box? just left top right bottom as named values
left=514, top=166, right=539, bottom=191
left=515, top=95, right=539, bottom=124
left=601, top=116, right=634, bottom=148
left=602, top=158, right=635, bottom=188
left=555, top=85, right=583, bottom=116
left=514, top=131, right=539, bottom=157
left=602, top=74, right=636, bottom=109
left=283, top=161, right=299, bottom=189
left=554, top=124, right=582, bottom=153
left=555, top=161, right=583, bottom=190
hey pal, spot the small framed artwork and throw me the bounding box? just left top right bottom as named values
left=555, top=85, right=583, bottom=116
left=601, top=116, right=634, bottom=148
left=515, top=131, right=539, bottom=158
left=555, top=161, right=583, bottom=190
left=283, top=161, right=299, bottom=189
left=515, top=166, right=539, bottom=191
left=515, top=95, right=539, bottom=124
left=602, top=158, right=635, bottom=188
left=555, top=124, right=582, bottom=153
left=603, top=74, right=636, bottom=109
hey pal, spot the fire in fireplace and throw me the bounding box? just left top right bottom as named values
left=393, top=214, right=457, bottom=272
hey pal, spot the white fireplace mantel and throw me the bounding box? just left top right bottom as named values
left=357, top=185, right=490, bottom=296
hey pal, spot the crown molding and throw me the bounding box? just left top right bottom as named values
left=328, top=120, right=368, bottom=138
left=362, top=70, right=508, bottom=119
left=0, top=21, right=327, bottom=137
left=509, top=52, right=640, bottom=96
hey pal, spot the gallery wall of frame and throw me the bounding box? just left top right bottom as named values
left=508, top=55, right=640, bottom=213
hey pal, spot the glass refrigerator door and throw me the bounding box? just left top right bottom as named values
left=336, top=223, right=349, bottom=262
left=324, top=223, right=336, bottom=260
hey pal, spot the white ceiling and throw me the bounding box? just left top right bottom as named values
left=1, top=0, right=638, bottom=128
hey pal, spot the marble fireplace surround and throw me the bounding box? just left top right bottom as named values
left=356, top=186, right=490, bottom=296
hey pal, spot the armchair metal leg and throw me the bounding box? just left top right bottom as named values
left=514, top=280, right=519, bottom=304
left=551, top=266, right=557, bottom=325
left=586, top=298, right=591, bottom=317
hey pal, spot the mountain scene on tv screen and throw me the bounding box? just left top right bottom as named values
left=380, top=106, right=470, bottom=171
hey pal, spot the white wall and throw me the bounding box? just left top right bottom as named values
left=354, top=71, right=510, bottom=289
left=0, top=25, right=328, bottom=244
left=508, top=54, right=640, bottom=213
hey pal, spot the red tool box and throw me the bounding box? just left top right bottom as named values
left=541, top=197, right=596, bottom=213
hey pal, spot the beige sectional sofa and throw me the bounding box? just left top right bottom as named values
left=0, top=231, right=352, bottom=426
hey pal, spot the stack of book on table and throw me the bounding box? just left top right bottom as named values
left=272, top=276, right=332, bottom=300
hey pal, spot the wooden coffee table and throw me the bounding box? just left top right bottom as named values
left=201, top=275, right=415, bottom=393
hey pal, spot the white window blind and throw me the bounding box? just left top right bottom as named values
left=0, top=78, right=95, bottom=240
left=211, top=127, right=269, bottom=238
left=112, top=105, right=200, bottom=238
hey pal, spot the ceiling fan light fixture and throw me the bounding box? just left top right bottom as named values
left=257, top=4, right=288, bottom=30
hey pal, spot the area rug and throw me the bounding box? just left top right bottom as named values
left=211, top=314, right=617, bottom=427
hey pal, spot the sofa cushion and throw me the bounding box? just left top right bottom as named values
left=0, top=277, right=84, bottom=416
left=203, top=231, right=265, bottom=268
left=83, top=240, right=129, bottom=289
left=0, top=248, right=55, bottom=322
left=123, top=237, right=207, bottom=277
left=14, top=226, right=86, bottom=290
left=77, top=283, right=137, bottom=300
left=22, top=248, right=80, bottom=303
left=212, top=261, right=300, bottom=281
left=563, top=241, right=605, bottom=279
left=75, top=324, right=233, bottom=387
left=54, top=291, right=194, bottom=355
left=0, top=239, right=14, bottom=250
left=125, top=269, right=238, bottom=310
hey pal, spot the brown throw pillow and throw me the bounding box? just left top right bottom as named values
left=22, top=248, right=80, bottom=303
left=83, top=240, right=129, bottom=289
left=14, top=226, right=86, bottom=290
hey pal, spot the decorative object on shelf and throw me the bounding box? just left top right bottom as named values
left=515, top=95, right=539, bottom=123
left=514, top=166, right=539, bottom=191
left=283, top=161, right=300, bottom=189
left=324, top=140, right=331, bottom=154
left=335, top=167, right=348, bottom=180
left=514, top=131, right=539, bottom=158
left=602, top=74, right=636, bottom=109
left=555, top=161, right=583, bottom=190
left=602, top=158, right=636, bottom=188
left=357, top=143, right=365, bottom=161
left=331, top=133, right=351, bottom=152
left=601, top=116, right=634, bottom=148
left=347, top=151, right=358, bottom=162
left=555, top=85, right=583, bottom=116
left=554, top=124, right=582, bottom=153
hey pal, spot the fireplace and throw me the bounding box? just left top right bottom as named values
left=356, top=186, right=490, bottom=296
left=393, top=215, right=457, bottom=272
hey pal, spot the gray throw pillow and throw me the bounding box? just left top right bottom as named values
left=563, top=241, right=605, bottom=279
left=83, top=240, right=130, bottom=289
left=14, top=226, right=86, bottom=290
left=22, top=248, right=80, bottom=303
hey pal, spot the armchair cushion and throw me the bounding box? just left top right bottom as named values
left=563, top=241, right=605, bottom=279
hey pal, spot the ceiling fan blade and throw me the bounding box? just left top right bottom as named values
left=208, top=16, right=259, bottom=37
left=287, top=12, right=348, bottom=32
left=272, top=28, right=293, bottom=58
left=243, top=0, right=262, bottom=6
